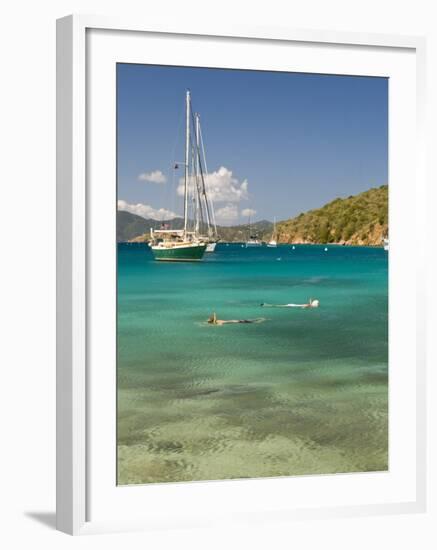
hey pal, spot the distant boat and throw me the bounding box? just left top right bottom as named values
left=383, top=237, right=389, bottom=251
left=245, top=215, right=262, bottom=247
left=149, top=90, right=206, bottom=261
left=246, top=236, right=262, bottom=247
left=267, top=217, right=277, bottom=247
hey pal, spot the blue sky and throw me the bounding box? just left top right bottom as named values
left=117, top=63, right=388, bottom=225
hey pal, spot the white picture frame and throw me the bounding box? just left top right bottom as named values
left=56, top=14, right=427, bottom=535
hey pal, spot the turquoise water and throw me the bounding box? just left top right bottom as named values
left=117, top=243, right=388, bottom=485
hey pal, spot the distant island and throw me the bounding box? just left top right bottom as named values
left=118, top=184, right=388, bottom=246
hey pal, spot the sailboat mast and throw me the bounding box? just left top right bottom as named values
left=199, top=125, right=217, bottom=237
left=195, top=113, right=212, bottom=236
left=195, top=113, right=200, bottom=234
left=184, top=90, right=190, bottom=235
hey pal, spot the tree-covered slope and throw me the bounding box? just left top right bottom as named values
left=276, top=185, right=388, bottom=246
left=117, top=211, right=184, bottom=242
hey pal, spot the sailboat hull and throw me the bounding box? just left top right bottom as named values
left=150, top=243, right=207, bottom=261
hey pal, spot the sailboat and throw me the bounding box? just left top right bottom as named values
left=267, top=217, right=277, bottom=247
left=149, top=90, right=207, bottom=261
left=245, top=215, right=262, bottom=247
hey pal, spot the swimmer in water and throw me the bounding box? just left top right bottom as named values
left=207, top=312, right=264, bottom=325
left=260, top=298, right=320, bottom=309
left=302, top=298, right=320, bottom=309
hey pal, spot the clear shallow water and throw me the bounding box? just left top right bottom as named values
left=117, top=243, right=388, bottom=485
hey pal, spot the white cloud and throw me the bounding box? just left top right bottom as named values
left=138, top=170, right=167, bottom=184
left=118, top=200, right=177, bottom=221
left=177, top=166, right=248, bottom=203
left=241, top=208, right=257, bottom=218
left=214, top=204, right=239, bottom=225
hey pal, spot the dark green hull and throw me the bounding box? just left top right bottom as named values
left=151, top=243, right=207, bottom=261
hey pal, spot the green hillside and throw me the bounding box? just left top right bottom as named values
left=117, top=210, right=272, bottom=243
left=117, top=211, right=150, bottom=242
left=117, top=211, right=184, bottom=242
left=216, top=220, right=273, bottom=242
left=276, top=185, right=388, bottom=246
left=118, top=185, right=387, bottom=245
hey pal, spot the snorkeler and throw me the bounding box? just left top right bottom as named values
left=302, top=298, right=320, bottom=309
left=207, top=312, right=265, bottom=325
left=260, top=298, right=320, bottom=308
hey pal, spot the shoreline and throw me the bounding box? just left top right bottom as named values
left=119, top=240, right=386, bottom=248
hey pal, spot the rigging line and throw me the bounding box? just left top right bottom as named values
left=190, top=139, right=206, bottom=230
left=199, top=124, right=218, bottom=236
left=188, top=118, right=198, bottom=234
left=197, top=154, right=212, bottom=235
left=190, top=142, right=197, bottom=232
left=171, top=99, right=185, bottom=164
left=191, top=143, right=197, bottom=233
left=190, top=108, right=213, bottom=235
left=170, top=168, right=176, bottom=228
left=168, top=101, right=185, bottom=225
left=199, top=124, right=215, bottom=235
left=192, top=114, right=207, bottom=232
left=188, top=106, right=210, bottom=235
left=188, top=141, right=195, bottom=233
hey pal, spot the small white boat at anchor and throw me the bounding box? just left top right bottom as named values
left=267, top=217, right=278, bottom=247
left=245, top=215, right=262, bottom=247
